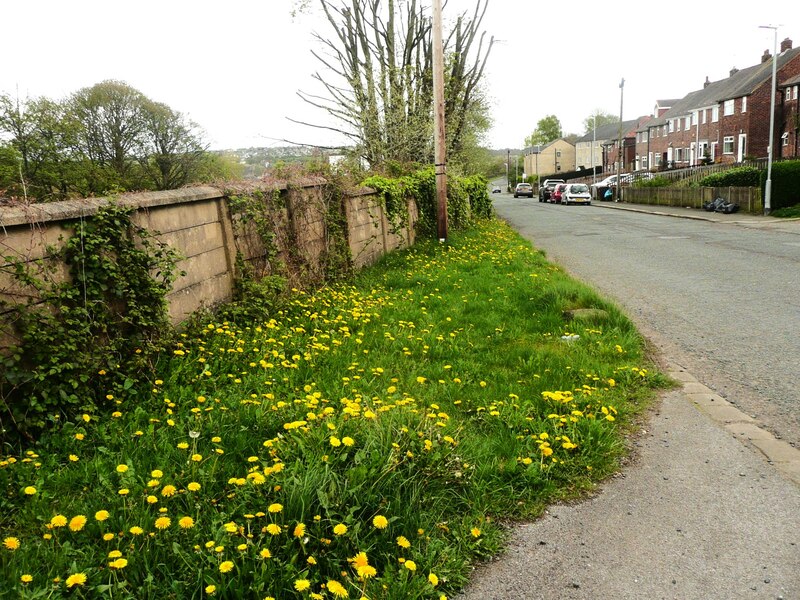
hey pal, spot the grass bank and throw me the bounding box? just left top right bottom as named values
left=0, top=219, right=667, bottom=599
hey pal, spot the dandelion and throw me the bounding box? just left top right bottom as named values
left=219, top=561, right=234, bottom=573
left=179, top=516, right=195, bottom=529
left=191, top=453, right=203, bottom=462
left=103, top=533, right=115, bottom=541
left=293, top=523, right=306, bottom=538
left=333, top=523, right=348, bottom=536
left=116, top=464, right=128, bottom=473
left=147, top=495, right=158, bottom=504
left=327, top=580, right=349, bottom=598
left=23, top=486, right=37, bottom=495
left=266, top=523, right=281, bottom=535
left=65, top=572, right=87, bottom=588
left=329, top=436, right=341, bottom=447
left=187, top=482, right=201, bottom=492
left=294, top=579, right=311, bottom=592
left=118, top=488, right=129, bottom=496
left=267, top=503, right=283, bottom=513
left=20, top=574, right=33, bottom=583
left=75, top=433, right=85, bottom=440
left=109, top=558, right=128, bottom=569
left=108, top=550, right=123, bottom=558
left=471, top=527, right=481, bottom=537
left=358, top=564, right=377, bottom=578
left=151, top=469, right=164, bottom=478
left=260, top=548, right=272, bottom=558
left=307, top=556, right=317, bottom=565
left=95, top=510, right=110, bottom=522
left=3, top=537, right=20, bottom=550
left=396, top=535, right=411, bottom=548
left=50, top=515, right=67, bottom=528
left=129, top=526, right=144, bottom=535
left=155, top=517, right=171, bottom=530
left=372, top=515, right=388, bottom=529
left=404, top=560, right=417, bottom=572
left=205, top=584, right=216, bottom=595
left=69, top=515, right=87, bottom=532
left=161, top=484, right=177, bottom=497
left=342, top=437, right=354, bottom=447
left=349, top=552, right=369, bottom=568
left=429, top=573, right=439, bottom=586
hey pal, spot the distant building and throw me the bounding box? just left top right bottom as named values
left=523, top=139, right=575, bottom=180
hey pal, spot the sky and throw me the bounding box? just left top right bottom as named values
left=3, top=0, right=796, bottom=151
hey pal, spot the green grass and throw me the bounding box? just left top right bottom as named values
left=771, top=203, right=800, bottom=218
left=0, top=219, right=667, bottom=599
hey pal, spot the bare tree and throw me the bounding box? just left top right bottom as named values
left=295, top=0, right=493, bottom=167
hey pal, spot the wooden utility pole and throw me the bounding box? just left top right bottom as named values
left=432, top=0, right=448, bottom=241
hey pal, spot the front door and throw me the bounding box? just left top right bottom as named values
left=738, top=134, right=747, bottom=162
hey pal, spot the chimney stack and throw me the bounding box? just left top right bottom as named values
left=781, top=37, right=793, bottom=52
left=730, top=67, right=739, bottom=76
left=704, top=76, right=711, bottom=88
left=762, top=49, right=772, bottom=63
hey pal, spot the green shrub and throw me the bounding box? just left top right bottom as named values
left=764, top=159, right=800, bottom=211
left=698, top=166, right=761, bottom=187
left=634, top=176, right=671, bottom=188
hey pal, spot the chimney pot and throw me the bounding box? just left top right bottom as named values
left=704, top=76, right=711, bottom=88
left=762, top=49, right=771, bottom=63
left=780, top=37, right=793, bottom=52
left=730, top=67, right=739, bottom=76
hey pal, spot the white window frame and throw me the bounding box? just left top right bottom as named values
left=712, top=106, right=719, bottom=122
left=741, top=96, right=747, bottom=113
left=723, top=136, right=734, bottom=154
left=701, top=109, right=707, bottom=124
left=723, top=99, right=734, bottom=116
left=669, top=120, right=675, bottom=133
left=794, top=85, right=798, bottom=100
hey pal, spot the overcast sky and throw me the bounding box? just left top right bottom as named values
left=3, top=0, right=795, bottom=151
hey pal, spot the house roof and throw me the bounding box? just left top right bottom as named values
left=781, top=73, right=800, bottom=87
left=524, top=138, right=574, bottom=155
left=644, top=46, right=800, bottom=129
left=575, top=118, right=644, bottom=143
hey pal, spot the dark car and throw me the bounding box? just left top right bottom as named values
left=514, top=183, right=533, bottom=198
left=550, top=183, right=568, bottom=204
left=539, top=178, right=565, bottom=202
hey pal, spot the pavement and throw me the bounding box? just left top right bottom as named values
left=457, top=202, right=800, bottom=600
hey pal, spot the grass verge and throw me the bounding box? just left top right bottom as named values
left=0, top=219, right=668, bottom=599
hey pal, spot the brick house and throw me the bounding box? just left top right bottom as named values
left=600, top=116, right=652, bottom=173
left=637, top=38, right=800, bottom=169
left=575, top=120, right=640, bottom=173
left=523, top=139, right=575, bottom=180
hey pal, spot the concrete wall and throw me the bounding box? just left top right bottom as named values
left=0, top=181, right=416, bottom=330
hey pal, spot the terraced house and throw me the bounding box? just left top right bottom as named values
left=635, top=37, right=800, bottom=171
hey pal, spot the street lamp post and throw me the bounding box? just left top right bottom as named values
left=616, top=79, right=624, bottom=202
left=591, top=113, right=597, bottom=186
left=759, top=24, right=778, bottom=215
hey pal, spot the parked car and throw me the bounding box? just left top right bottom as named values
left=591, top=174, right=629, bottom=200
left=491, top=185, right=502, bottom=193
left=562, top=183, right=592, bottom=205
left=539, top=178, right=565, bottom=202
left=514, top=182, right=533, bottom=198
left=550, top=183, right=568, bottom=204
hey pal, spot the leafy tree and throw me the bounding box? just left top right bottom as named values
left=582, top=111, right=619, bottom=134
left=296, top=0, right=494, bottom=169
left=524, top=115, right=561, bottom=147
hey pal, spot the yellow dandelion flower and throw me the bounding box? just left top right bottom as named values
left=23, top=486, right=37, bottom=495
left=103, top=533, right=115, bottom=541
left=108, top=550, right=123, bottom=558
left=396, top=535, right=411, bottom=548
left=267, top=503, right=283, bottom=513
left=161, top=484, right=177, bottom=497
left=471, top=527, right=481, bottom=537
left=50, top=515, right=67, bottom=528
left=205, top=584, right=216, bottom=595
left=151, top=469, right=164, bottom=478
left=307, top=556, right=317, bottom=565
left=155, top=517, right=171, bottom=530
left=74, top=433, right=85, bottom=440
left=116, top=464, right=128, bottom=473
left=3, top=537, right=20, bottom=550
left=20, top=574, right=33, bottom=583
left=404, top=560, right=417, bottom=572
left=293, top=523, right=306, bottom=538
left=109, top=558, right=128, bottom=569
left=129, top=526, right=144, bottom=535
left=372, top=515, right=388, bottom=529
left=266, top=523, right=281, bottom=535
left=179, top=516, right=195, bottom=529
left=349, top=551, right=369, bottom=568
left=342, top=437, right=354, bottom=447
left=260, top=548, right=272, bottom=558
left=69, top=515, right=87, bottom=532
left=95, top=510, right=110, bottom=522
left=191, top=453, right=203, bottom=462
left=219, top=561, right=234, bottom=573
left=118, top=488, right=129, bottom=496
left=65, top=572, right=87, bottom=588
left=333, top=523, right=348, bottom=536
left=147, top=495, right=158, bottom=504
left=357, top=565, right=377, bottom=578
left=187, top=482, right=201, bottom=491
left=329, top=436, right=341, bottom=447
left=294, top=579, right=310, bottom=592
left=429, top=573, right=439, bottom=586
left=327, top=580, right=348, bottom=598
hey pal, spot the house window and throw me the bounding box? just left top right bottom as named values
left=723, top=136, right=734, bottom=154
left=669, top=120, right=674, bottom=133
left=794, top=85, right=798, bottom=99
left=701, top=109, right=706, bottom=124
left=654, top=154, right=662, bottom=167
left=712, top=106, right=719, bottom=122
left=741, top=97, right=747, bottom=113
left=556, top=150, right=561, bottom=157
left=783, top=133, right=790, bottom=147
left=642, top=155, right=648, bottom=168
left=723, top=99, right=734, bottom=116
left=675, top=148, right=684, bottom=162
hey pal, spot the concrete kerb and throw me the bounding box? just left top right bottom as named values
left=668, top=364, right=800, bottom=486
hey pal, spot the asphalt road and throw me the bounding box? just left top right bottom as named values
left=492, top=195, right=800, bottom=447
